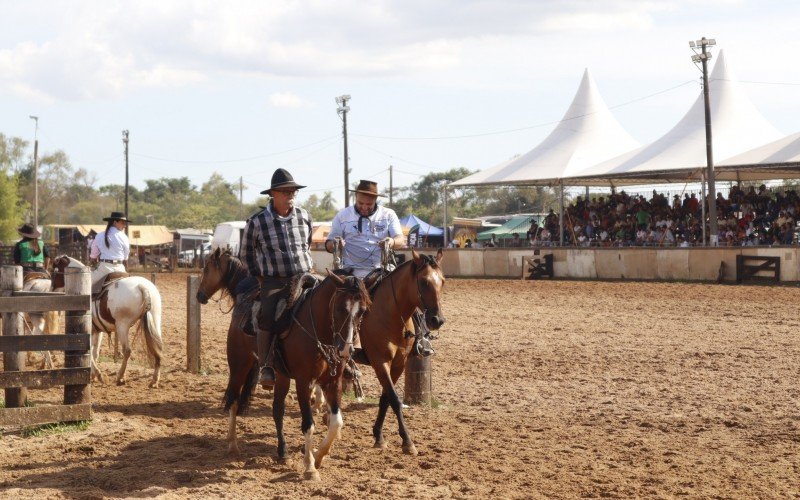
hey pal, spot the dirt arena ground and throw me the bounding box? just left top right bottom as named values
left=1, top=274, right=799, bottom=498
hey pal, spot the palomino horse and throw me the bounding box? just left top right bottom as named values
left=359, top=248, right=446, bottom=455
left=51, top=256, right=164, bottom=388
left=196, top=248, right=371, bottom=480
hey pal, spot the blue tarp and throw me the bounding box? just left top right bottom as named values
left=399, top=214, right=444, bottom=237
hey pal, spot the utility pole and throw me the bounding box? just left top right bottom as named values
left=443, top=184, right=448, bottom=244
left=389, top=164, right=393, bottom=207
left=239, top=176, right=243, bottom=220
left=122, top=130, right=129, bottom=235
left=691, top=37, right=717, bottom=245
left=336, top=95, right=351, bottom=207
left=29, top=116, right=39, bottom=229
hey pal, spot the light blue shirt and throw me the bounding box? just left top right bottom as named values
left=328, top=205, right=403, bottom=278
left=91, top=226, right=130, bottom=261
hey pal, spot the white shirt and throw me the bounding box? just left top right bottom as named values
left=91, top=226, right=130, bottom=261
left=328, top=205, right=403, bottom=278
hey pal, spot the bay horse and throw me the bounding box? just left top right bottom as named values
left=196, top=249, right=327, bottom=457
left=196, top=249, right=371, bottom=480
left=359, top=248, right=446, bottom=455
left=51, top=256, right=164, bottom=388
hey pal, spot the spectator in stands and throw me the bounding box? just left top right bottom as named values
left=485, top=234, right=498, bottom=248
left=464, top=239, right=473, bottom=248
left=510, top=233, right=522, bottom=247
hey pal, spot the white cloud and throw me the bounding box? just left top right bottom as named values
left=267, top=91, right=313, bottom=108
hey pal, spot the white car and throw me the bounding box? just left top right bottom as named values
left=179, top=242, right=212, bottom=267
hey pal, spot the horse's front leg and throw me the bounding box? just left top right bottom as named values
left=295, top=380, right=320, bottom=481
left=314, top=377, right=344, bottom=469
left=272, top=373, right=291, bottom=460
left=390, top=357, right=417, bottom=455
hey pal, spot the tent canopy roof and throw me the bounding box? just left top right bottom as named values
left=400, top=214, right=443, bottom=237
left=452, top=68, right=639, bottom=188
left=476, top=215, right=533, bottom=240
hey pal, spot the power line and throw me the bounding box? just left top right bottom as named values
left=351, top=79, right=697, bottom=141
left=350, top=138, right=437, bottom=172
left=712, top=77, right=800, bottom=86
left=130, top=135, right=339, bottom=164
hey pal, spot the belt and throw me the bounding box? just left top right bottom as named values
left=100, top=259, right=124, bottom=264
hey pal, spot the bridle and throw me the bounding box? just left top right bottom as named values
left=201, top=252, right=245, bottom=314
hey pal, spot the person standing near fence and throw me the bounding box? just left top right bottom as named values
left=13, top=223, right=51, bottom=277
left=89, top=212, right=131, bottom=295
left=240, top=168, right=313, bottom=388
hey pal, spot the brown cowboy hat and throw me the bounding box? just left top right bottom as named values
left=260, top=168, right=306, bottom=195
left=102, top=211, right=133, bottom=223
left=17, top=223, right=41, bottom=239
left=350, top=179, right=386, bottom=198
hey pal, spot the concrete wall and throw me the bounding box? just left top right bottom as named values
left=313, top=247, right=800, bottom=282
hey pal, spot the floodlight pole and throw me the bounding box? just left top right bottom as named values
left=558, top=180, right=565, bottom=246
left=336, top=95, right=351, bottom=207
left=443, top=184, right=448, bottom=244
left=693, top=37, right=718, bottom=246
left=701, top=172, right=707, bottom=245
left=123, top=130, right=129, bottom=236
left=29, top=116, right=39, bottom=229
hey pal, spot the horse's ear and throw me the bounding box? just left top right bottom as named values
left=435, top=247, right=444, bottom=264
left=327, top=269, right=345, bottom=285
left=411, top=248, right=421, bottom=264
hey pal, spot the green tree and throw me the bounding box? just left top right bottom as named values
left=305, top=191, right=337, bottom=221
left=0, top=170, right=26, bottom=242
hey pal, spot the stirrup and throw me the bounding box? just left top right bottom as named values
left=259, top=365, right=275, bottom=389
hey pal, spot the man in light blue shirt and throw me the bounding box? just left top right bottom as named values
left=326, top=180, right=434, bottom=360
left=325, top=180, right=404, bottom=279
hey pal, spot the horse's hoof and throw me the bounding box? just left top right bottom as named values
left=227, top=444, right=240, bottom=457
left=116, top=379, right=126, bottom=386
left=303, top=470, right=321, bottom=482
left=149, top=381, right=159, bottom=389
left=402, top=443, right=418, bottom=456
left=373, top=440, right=387, bottom=450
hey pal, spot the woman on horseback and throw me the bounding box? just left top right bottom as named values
left=13, top=223, right=51, bottom=277
left=90, top=211, right=131, bottom=295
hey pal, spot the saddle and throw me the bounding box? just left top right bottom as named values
left=92, top=272, right=131, bottom=301
left=23, top=271, right=50, bottom=283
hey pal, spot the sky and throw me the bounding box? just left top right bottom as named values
left=2, top=0, right=800, bottom=207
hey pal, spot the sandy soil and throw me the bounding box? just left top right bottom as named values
left=1, top=274, right=799, bottom=499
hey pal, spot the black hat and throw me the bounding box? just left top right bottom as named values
left=17, top=223, right=41, bottom=239
left=350, top=179, right=386, bottom=197
left=260, top=168, right=306, bottom=195
left=103, top=211, right=132, bottom=223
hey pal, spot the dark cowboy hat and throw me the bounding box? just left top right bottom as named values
left=102, top=211, right=133, bottom=223
left=260, top=168, right=306, bottom=195
left=17, top=223, right=41, bottom=239
left=350, top=179, right=386, bottom=197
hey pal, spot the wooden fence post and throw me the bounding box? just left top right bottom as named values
left=150, top=272, right=157, bottom=285
left=404, top=354, right=432, bottom=406
left=1, top=265, right=26, bottom=408
left=64, top=267, right=92, bottom=406
left=186, top=275, right=201, bottom=373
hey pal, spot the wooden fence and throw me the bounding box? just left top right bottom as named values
left=0, top=265, right=92, bottom=427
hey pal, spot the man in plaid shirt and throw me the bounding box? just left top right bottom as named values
left=240, top=168, right=313, bottom=388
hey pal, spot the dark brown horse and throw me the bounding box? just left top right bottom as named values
left=196, top=249, right=371, bottom=480
left=359, top=248, right=446, bottom=455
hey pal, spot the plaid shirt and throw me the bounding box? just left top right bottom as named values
left=240, top=203, right=314, bottom=278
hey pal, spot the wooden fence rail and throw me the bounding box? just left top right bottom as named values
left=1, top=265, right=93, bottom=428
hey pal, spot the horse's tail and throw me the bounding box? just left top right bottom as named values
left=138, top=282, right=163, bottom=367
left=223, top=362, right=259, bottom=416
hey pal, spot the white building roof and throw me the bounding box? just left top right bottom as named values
left=451, top=69, right=639, bottom=187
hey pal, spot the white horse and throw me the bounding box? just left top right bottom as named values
left=22, top=274, right=59, bottom=369
left=52, top=255, right=164, bottom=388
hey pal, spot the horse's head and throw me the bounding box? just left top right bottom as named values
left=327, top=271, right=371, bottom=358
left=197, top=247, right=231, bottom=304
left=50, top=255, right=75, bottom=290
left=411, top=248, right=446, bottom=331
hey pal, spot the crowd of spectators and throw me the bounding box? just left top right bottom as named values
left=523, top=185, right=800, bottom=247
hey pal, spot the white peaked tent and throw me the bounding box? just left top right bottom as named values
left=451, top=68, right=640, bottom=187
left=574, top=50, right=784, bottom=184
left=715, top=131, right=800, bottom=180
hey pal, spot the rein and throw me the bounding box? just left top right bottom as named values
left=205, top=254, right=247, bottom=314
